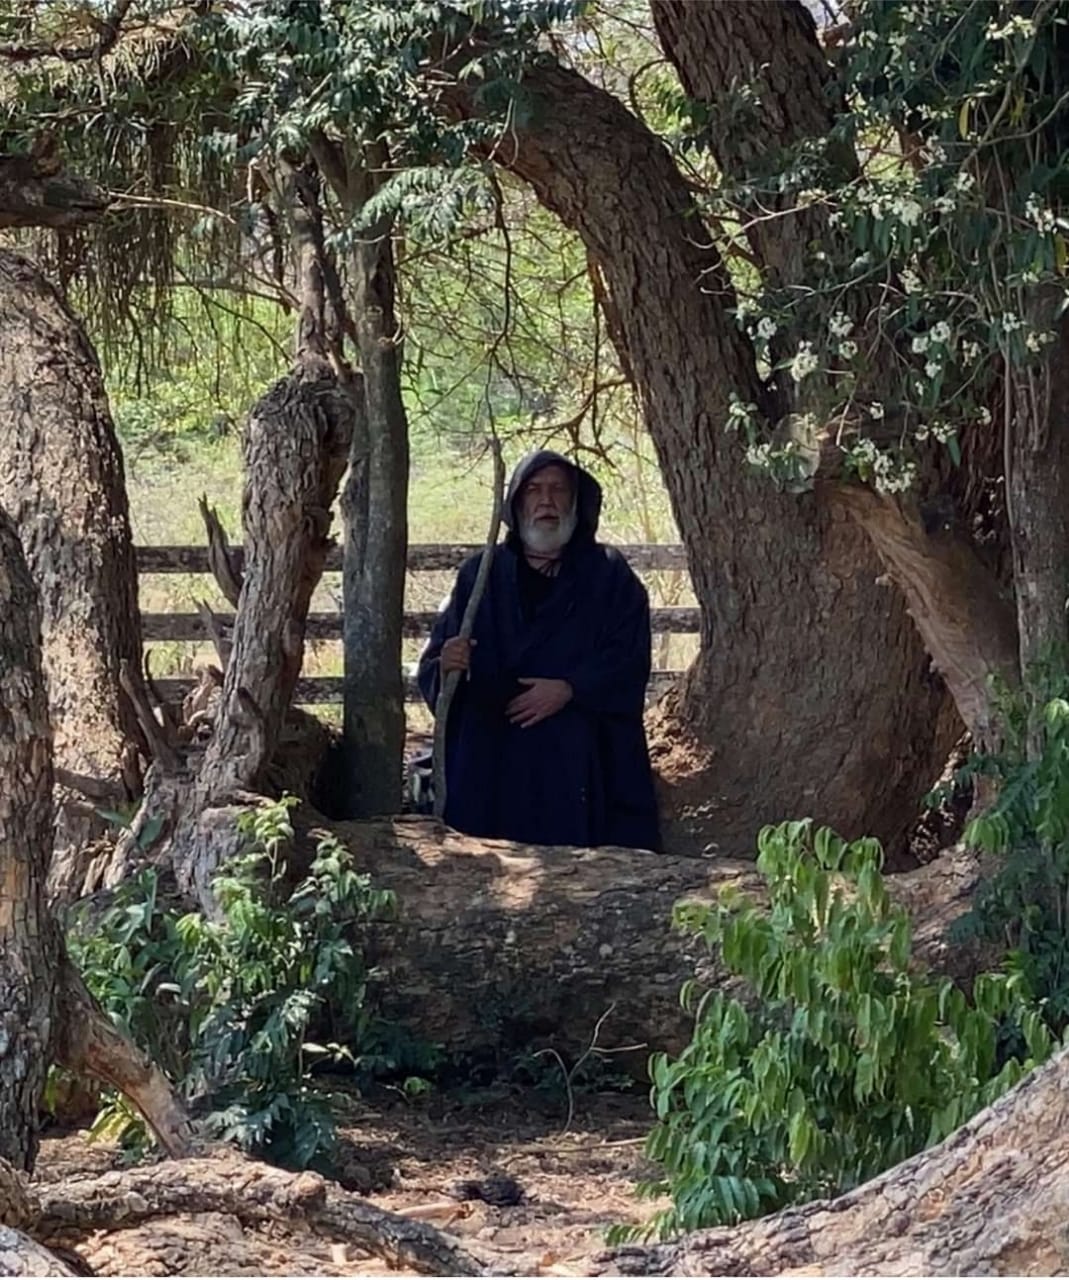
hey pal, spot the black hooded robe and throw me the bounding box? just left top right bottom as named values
left=417, top=451, right=661, bottom=850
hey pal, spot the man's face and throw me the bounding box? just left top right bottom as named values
left=518, top=464, right=577, bottom=554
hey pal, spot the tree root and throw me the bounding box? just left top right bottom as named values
left=598, top=1043, right=1069, bottom=1276
left=34, top=1148, right=502, bottom=1276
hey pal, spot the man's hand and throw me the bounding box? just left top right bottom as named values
left=506, top=677, right=573, bottom=728
left=440, top=636, right=476, bottom=674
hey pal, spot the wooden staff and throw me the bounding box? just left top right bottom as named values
left=432, top=438, right=506, bottom=820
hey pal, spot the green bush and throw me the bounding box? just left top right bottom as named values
left=953, top=686, right=1069, bottom=1035
left=67, top=797, right=403, bottom=1166
left=620, top=820, right=1054, bottom=1242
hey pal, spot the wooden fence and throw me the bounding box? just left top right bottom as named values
left=137, top=543, right=693, bottom=705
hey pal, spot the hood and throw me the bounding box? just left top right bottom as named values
left=502, top=449, right=602, bottom=548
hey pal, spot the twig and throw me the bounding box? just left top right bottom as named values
left=432, top=437, right=506, bottom=819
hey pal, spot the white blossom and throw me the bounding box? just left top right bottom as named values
left=900, top=267, right=922, bottom=293
left=1025, top=194, right=1057, bottom=232
left=789, top=341, right=820, bottom=382
left=839, top=339, right=859, bottom=360
left=961, top=339, right=981, bottom=363
left=756, top=316, right=778, bottom=340
left=1026, top=331, right=1042, bottom=353
left=930, top=321, right=952, bottom=344
left=893, top=197, right=923, bottom=227
left=869, top=401, right=885, bottom=420
left=911, top=334, right=930, bottom=354
left=933, top=194, right=956, bottom=214
left=1001, top=312, right=1024, bottom=332
left=954, top=171, right=976, bottom=194
left=925, top=360, right=942, bottom=379
left=828, top=311, right=854, bottom=338
left=979, top=407, right=993, bottom=426
left=986, top=14, right=1037, bottom=40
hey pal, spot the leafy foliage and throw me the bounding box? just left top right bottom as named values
left=67, top=797, right=408, bottom=1166
left=616, top=820, right=1055, bottom=1242
left=953, top=675, right=1069, bottom=1034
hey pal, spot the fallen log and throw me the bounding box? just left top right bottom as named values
left=601, top=1041, right=1069, bottom=1276
left=297, top=817, right=982, bottom=1064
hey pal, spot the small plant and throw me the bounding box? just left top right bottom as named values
left=67, top=796, right=402, bottom=1166
left=615, top=820, right=1054, bottom=1242
left=952, top=678, right=1069, bottom=1035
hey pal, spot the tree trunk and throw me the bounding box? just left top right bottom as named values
left=270, top=813, right=975, bottom=1064
left=0, top=146, right=107, bottom=230
left=0, top=249, right=143, bottom=903
left=442, top=59, right=957, bottom=860
left=0, top=508, right=59, bottom=1173
left=313, top=137, right=410, bottom=818
left=602, top=1040, right=1069, bottom=1276
left=1007, top=308, right=1069, bottom=684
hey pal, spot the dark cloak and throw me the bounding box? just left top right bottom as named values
left=417, top=450, right=660, bottom=850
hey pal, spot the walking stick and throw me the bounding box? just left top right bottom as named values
left=432, top=438, right=506, bottom=820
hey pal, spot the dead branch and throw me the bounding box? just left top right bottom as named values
left=198, top=495, right=243, bottom=609
left=52, top=958, right=193, bottom=1160
left=119, top=659, right=179, bottom=772
left=195, top=599, right=232, bottom=669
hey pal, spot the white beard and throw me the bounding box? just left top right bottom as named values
left=520, top=505, right=578, bottom=555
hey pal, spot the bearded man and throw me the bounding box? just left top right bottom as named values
left=418, top=450, right=660, bottom=850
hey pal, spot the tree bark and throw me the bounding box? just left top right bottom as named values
left=34, top=1148, right=488, bottom=1277
left=0, top=249, right=143, bottom=903
left=266, top=813, right=974, bottom=1064
left=1007, top=308, right=1069, bottom=684
left=442, top=57, right=957, bottom=859
left=313, top=136, right=410, bottom=819
left=602, top=1040, right=1069, bottom=1276
left=0, top=147, right=107, bottom=230
left=0, top=508, right=59, bottom=1173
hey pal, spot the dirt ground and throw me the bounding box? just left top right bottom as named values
left=35, top=1086, right=666, bottom=1276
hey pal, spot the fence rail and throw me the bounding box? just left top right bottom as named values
left=137, top=542, right=692, bottom=705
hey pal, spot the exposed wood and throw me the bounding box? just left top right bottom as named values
left=0, top=1227, right=77, bottom=1277
left=197, top=496, right=243, bottom=609
left=35, top=1149, right=490, bottom=1277
left=139, top=605, right=700, bottom=642
left=601, top=1042, right=1069, bottom=1276
left=51, top=958, right=193, bottom=1159
left=830, top=485, right=1019, bottom=742
left=134, top=542, right=688, bottom=574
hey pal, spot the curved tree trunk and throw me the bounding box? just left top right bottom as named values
left=0, top=249, right=143, bottom=903
left=0, top=508, right=59, bottom=1173
left=442, top=57, right=957, bottom=859
left=603, top=1040, right=1069, bottom=1276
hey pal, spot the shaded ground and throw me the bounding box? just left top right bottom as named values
left=36, top=1087, right=665, bottom=1276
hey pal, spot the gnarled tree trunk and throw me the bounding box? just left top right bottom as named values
left=442, top=54, right=957, bottom=860
left=0, top=249, right=143, bottom=903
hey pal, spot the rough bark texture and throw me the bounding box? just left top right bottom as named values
left=276, top=814, right=975, bottom=1063
left=100, top=364, right=354, bottom=907
left=1008, top=308, right=1069, bottom=681
left=34, top=1148, right=487, bottom=1277
left=0, top=510, right=58, bottom=1173
left=830, top=486, right=1019, bottom=741
left=0, top=250, right=143, bottom=903
left=443, top=56, right=956, bottom=859
left=602, top=1041, right=1069, bottom=1276
left=314, top=138, right=410, bottom=819
left=0, top=148, right=107, bottom=230
left=651, top=0, right=842, bottom=287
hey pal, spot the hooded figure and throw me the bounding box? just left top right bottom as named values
left=417, top=450, right=660, bottom=850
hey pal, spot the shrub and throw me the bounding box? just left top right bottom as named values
left=619, top=820, right=1054, bottom=1242
left=953, top=686, right=1069, bottom=1035
left=67, top=796, right=403, bottom=1165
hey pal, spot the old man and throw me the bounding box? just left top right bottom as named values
left=418, top=450, right=660, bottom=850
